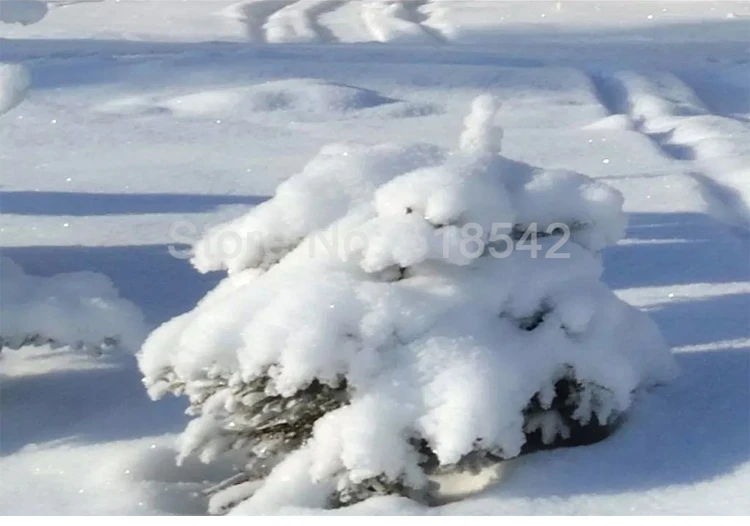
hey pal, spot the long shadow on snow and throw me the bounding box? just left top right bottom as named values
left=603, top=212, right=750, bottom=288
left=0, top=355, right=189, bottom=456
left=645, top=292, right=750, bottom=349
left=3, top=20, right=746, bottom=93
left=0, top=191, right=266, bottom=216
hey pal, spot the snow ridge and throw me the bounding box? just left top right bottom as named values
left=361, top=0, right=443, bottom=44
left=223, top=0, right=347, bottom=43
left=591, top=70, right=750, bottom=235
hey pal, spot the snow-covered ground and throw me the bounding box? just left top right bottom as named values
left=1, top=0, right=748, bottom=515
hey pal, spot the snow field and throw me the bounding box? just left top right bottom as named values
left=1, top=0, right=748, bottom=516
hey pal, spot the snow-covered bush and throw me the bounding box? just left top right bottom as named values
left=0, top=257, right=146, bottom=352
left=139, top=95, right=676, bottom=513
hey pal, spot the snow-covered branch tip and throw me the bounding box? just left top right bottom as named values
left=459, top=94, right=502, bottom=158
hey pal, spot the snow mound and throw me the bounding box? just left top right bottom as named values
left=139, top=95, right=675, bottom=512
left=0, top=63, right=30, bottom=115
left=263, top=0, right=343, bottom=44
left=0, top=0, right=48, bottom=26
left=97, top=80, right=397, bottom=120
left=0, top=257, right=147, bottom=352
left=361, top=1, right=438, bottom=44
left=612, top=70, right=750, bottom=231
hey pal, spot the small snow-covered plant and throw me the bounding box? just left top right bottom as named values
left=139, top=95, right=676, bottom=513
left=0, top=257, right=146, bottom=352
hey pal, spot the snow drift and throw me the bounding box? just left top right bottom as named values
left=139, top=95, right=676, bottom=512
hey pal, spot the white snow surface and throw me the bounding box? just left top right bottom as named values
left=1, top=0, right=748, bottom=516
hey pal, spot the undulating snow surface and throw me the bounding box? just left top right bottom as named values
left=1, top=0, right=748, bottom=516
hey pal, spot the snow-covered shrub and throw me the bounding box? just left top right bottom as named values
left=139, top=95, right=676, bottom=513
left=0, top=257, right=146, bottom=352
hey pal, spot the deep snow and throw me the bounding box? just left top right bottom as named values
left=1, top=0, right=748, bottom=516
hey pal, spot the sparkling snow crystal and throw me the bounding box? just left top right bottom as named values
left=139, top=95, right=676, bottom=512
